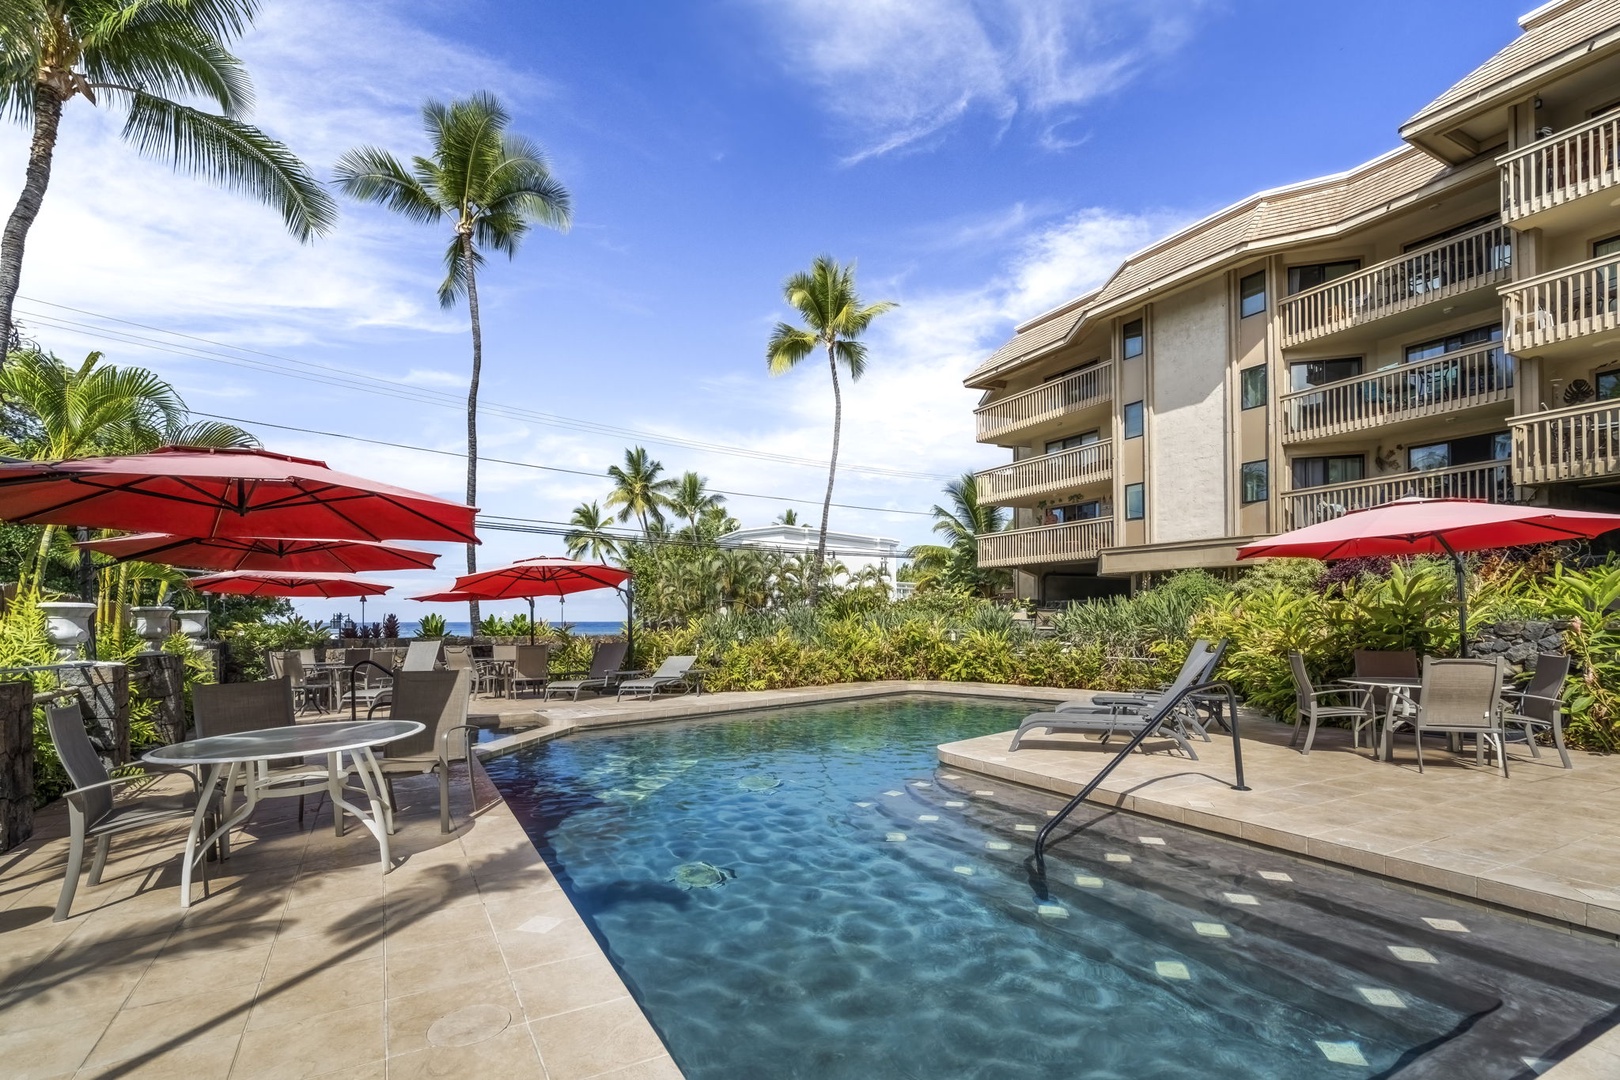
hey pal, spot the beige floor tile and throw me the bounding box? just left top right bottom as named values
left=382, top=903, right=495, bottom=956
left=231, top=1000, right=385, bottom=1080
left=0, top=1014, right=113, bottom=1079
left=585, top=1055, right=685, bottom=1080
left=531, top=998, right=669, bottom=1080
left=496, top=921, right=602, bottom=973
left=270, top=895, right=385, bottom=944
left=262, top=926, right=383, bottom=980
left=387, top=1021, right=543, bottom=1079
left=385, top=932, right=507, bottom=998
left=83, top=980, right=258, bottom=1068
left=511, top=951, right=631, bottom=1021
left=126, top=943, right=272, bottom=1008
left=73, top=1032, right=241, bottom=1079
left=385, top=971, right=522, bottom=1058
left=247, top=956, right=385, bottom=1030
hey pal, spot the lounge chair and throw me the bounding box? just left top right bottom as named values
left=510, top=644, right=551, bottom=697
left=1072, top=639, right=1228, bottom=738
left=1075, top=639, right=1214, bottom=711
left=1386, top=657, right=1508, bottom=775
left=47, top=703, right=222, bottom=921
left=617, top=655, right=699, bottom=701
left=545, top=640, right=631, bottom=700
left=1008, top=651, right=1214, bottom=758
left=1288, top=652, right=1374, bottom=755
left=367, top=669, right=478, bottom=833
left=1500, top=652, right=1572, bottom=769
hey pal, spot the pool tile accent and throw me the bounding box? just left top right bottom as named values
left=885, top=832, right=907, bottom=842
left=1105, top=853, right=1132, bottom=863
left=515, top=916, right=563, bottom=935
left=985, top=841, right=1011, bottom=851
left=1389, top=946, right=1437, bottom=964
left=1423, top=918, right=1469, bottom=933
left=883, top=790, right=902, bottom=797
left=1073, top=875, right=1104, bottom=888
left=1192, top=922, right=1230, bottom=938
left=854, top=801, right=873, bottom=808
left=910, top=781, right=931, bottom=788
left=1154, top=961, right=1190, bottom=980
left=972, top=789, right=994, bottom=796
left=1315, top=1041, right=1369, bottom=1067
left=944, top=801, right=965, bottom=808
left=1259, top=871, right=1293, bottom=882
left=953, top=866, right=974, bottom=876
left=1037, top=904, right=1068, bottom=919
left=918, top=814, right=939, bottom=822
left=1139, top=837, right=1166, bottom=846
left=1357, top=988, right=1405, bottom=1008
left=1014, top=824, right=1037, bottom=832
left=1223, top=893, right=1259, bottom=906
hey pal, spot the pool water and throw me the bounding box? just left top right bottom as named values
left=485, top=696, right=1620, bottom=1079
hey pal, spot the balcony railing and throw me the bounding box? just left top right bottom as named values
left=1279, top=462, right=1514, bottom=530
left=1500, top=112, right=1620, bottom=223
left=1277, top=224, right=1513, bottom=348
left=1511, top=399, right=1620, bottom=485
left=1501, top=253, right=1620, bottom=353
left=974, top=363, right=1112, bottom=443
left=977, top=518, right=1115, bottom=569
left=976, top=441, right=1113, bottom=504
left=1279, top=347, right=1514, bottom=443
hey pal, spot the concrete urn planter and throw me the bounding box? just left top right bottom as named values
left=174, top=610, right=210, bottom=641
left=38, top=601, right=96, bottom=659
left=129, top=606, right=175, bottom=646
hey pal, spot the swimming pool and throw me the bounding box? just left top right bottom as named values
left=485, top=696, right=1620, bottom=1079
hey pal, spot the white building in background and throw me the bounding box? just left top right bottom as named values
left=717, top=525, right=911, bottom=595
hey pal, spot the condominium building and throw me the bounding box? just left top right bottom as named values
left=967, top=0, right=1620, bottom=604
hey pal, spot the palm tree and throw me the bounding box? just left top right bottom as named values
left=605, top=446, right=674, bottom=538
left=0, top=0, right=335, bottom=348
left=774, top=508, right=800, bottom=526
left=766, top=256, right=895, bottom=601
left=669, top=471, right=724, bottom=533
left=563, top=501, right=620, bottom=564
left=908, top=473, right=1008, bottom=598
left=334, top=92, right=570, bottom=627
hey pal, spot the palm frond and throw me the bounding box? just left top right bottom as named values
left=121, top=92, right=336, bottom=240
left=437, top=233, right=482, bottom=309
left=165, top=418, right=258, bottom=449
left=766, top=323, right=817, bottom=375
left=832, top=338, right=867, bottom=381
left=84, top=19, right=253, bottom=115
left=331, top=145, right=444, bottom=224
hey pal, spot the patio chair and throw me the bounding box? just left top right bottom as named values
left=1008, top=651, right=1211, bottom=759
left=1500, top=653, right=1573, bottom=769
left=193, top=677, right=328, bottom=825
left=545, top=640, right=631, bottom=701
left=617, top=655, right=699, bottom=701
left=1388, top=657, right=1509, bottom=776
left=47, top=703, right=222, bottom=922
left=511, top=644, right=551, bottom=697
left=400, top=638, right=442, bottom=672
left=368, top=669, right=478, bottom=833
left=298, top=648, right=317, bottom=667
left=1076, top=639, right=1213, bottom=711
left=482, top=644, right=518, bottom=698
left=442, top=645, right=474, bottom=677
left=283, top=650, right=332, bottom=715
left=1288, top=652, right=1374, bottom=755
left=1075, top=639, right=1229, bottom=738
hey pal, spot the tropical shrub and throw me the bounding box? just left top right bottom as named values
left=217, top=616, right=329, bottom=683
left=417, top=614, right=448, bottom=638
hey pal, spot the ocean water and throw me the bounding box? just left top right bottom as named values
left=485, top=696, right=1620, bottom=1079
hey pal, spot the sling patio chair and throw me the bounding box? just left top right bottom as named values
left=193, top=677, right=331, bottom=827
left=354, top=638, right=444, bottom=717
left=616, top=655, right=700, bottom=701
left=545, top=640, right=631, bottom=701
left=1500, top=652, right=1573, bottom=769
left=1072, top=639, right=1229, bottom=739
left=1288, top=652, right=1375, bottom=755
left=510, top=643, right=551, bottom=698
left=282, top=650, right=333, bottom=715
left=366, top=669, right=478, bottom=834
left=1008, top=651, right=1212, bottom=759
left=1385, top=657, right=1509, bottom=776
left=47, top=703, right=223, bottom=922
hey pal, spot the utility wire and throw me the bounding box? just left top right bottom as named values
left=192, top=410, right=936, bottom=518
left=15, top=297, right=955, bottom=481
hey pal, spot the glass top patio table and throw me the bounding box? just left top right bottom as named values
left=144, top=719, right=422, bottom=765
left=1341, top=677, right=1421, bottom=761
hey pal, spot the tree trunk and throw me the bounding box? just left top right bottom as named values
left=0, top=84, right=64, bottom=353
left=462, top=232, right=482, bottom=632
left=814, top=342, right=841, bottom=604
left=76, top=526, right=95, bottom=658
left=0, top=680, right=33, bottom=851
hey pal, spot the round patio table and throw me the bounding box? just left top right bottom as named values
left=145, top=719, right=422, bottom=909
left=1340, top=676, right=1421, bottom=761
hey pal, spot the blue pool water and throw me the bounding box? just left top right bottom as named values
left=485, top=696, right=1620, bottom=1079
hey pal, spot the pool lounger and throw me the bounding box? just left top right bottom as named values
left=1008, top=708, right=1199, bottom=758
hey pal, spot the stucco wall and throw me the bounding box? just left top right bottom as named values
left=1150, top=278, right=1230, bottom=542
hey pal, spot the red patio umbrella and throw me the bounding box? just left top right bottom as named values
left=190, top=570, right=395, bottom=627
left=78, top=533, right=440, bottom=573
left=1236, top=497, right=1620, bottom=654
left=410, top=589, right=487, bottom=603
left=0, top=446, right=478, bottom=544
left=451, top=557, right=631, bottom=645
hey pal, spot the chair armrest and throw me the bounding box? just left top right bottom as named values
left=610, top=669, right=649, bottom=678
left=1313, top=688, right=1368, bottom=705
left=442, top=723, right=482, bottom=762
left=1502, top=690, right=1566, bottom=711
left=65, top=771, right=199, bottom=809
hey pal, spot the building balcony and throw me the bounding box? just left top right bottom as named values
left=1501, top=253, right=1620, bottom=357
left=1279, top=462, right=1515, bottom=530
left=1499, top=112, right=1620, bottom=227
left=974, top=363, right=1112, bottom=445
left=1279, top=347, right=1514, bottom=444
left=977, top=517, right=1114, bottom=569
left=975, top=440, right=1112, bottom=506
left=1277, top=224, right=1513, bottom=349
left=1511, top=399, right=1620, bottom=485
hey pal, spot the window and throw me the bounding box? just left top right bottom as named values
left=1595, top=234, right=1620, bottom=259
left=1288, top=358, right=1362, bottom=392
left=1123, top=401, right=1144, bottom=439
left=1122, top=319, right=1144, bottom=359
left=1240, top=365, right=1267, bottom=410
left=1409, top=432, right=1510, bottom=472
left=1287, top=260, right=1360, bottom=295
left=1044, top=431, right=1100, bottom=455
left=1046, top=500, right=1104, bottom=524
left=1241, top=460, right=1268, bottom=504
left=1239, top=271, right=1267, bottom=318
left=1598, top=369, right=1620, bottom=401
left=1124, top=483, right=1144, bottom=520
left=1404, top=323, right=1503, bottom=363
left=1403, top=214, right=1498, bottom=252
left=1291, top=455, right=1364, bottom=490
left=1041, top=359, right=1101, bottom=382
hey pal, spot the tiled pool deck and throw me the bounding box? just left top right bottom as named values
left=1, top=680, right=1616, bottom=1077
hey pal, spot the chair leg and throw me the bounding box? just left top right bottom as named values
left=438, top=766, right=452, bottom=834
left=1552, top=718, right=1572, bottom=770
left=1521, top=722, right=1542, bottom=758
left=1299, top=710, right=1318, bottom=756
left=55, top=818, right=87, bottom=922
left=1414, top=730, right=1425, bottom=773
left=87, top=834, right=111, bottom=886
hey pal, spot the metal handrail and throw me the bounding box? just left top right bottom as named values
left=1030, top=679, right=1248, bottom=875
left=347, top=660, right=396, bottom=724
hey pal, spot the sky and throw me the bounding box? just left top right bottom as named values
left=0, top=0, right=1533, bottom=623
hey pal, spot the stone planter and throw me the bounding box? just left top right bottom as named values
left=39, top=601, right=96, bottom=659
left=175, top=610, right=210, bottom=641
left=129, top=605, right=175, bottom=647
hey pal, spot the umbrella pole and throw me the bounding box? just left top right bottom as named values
left=1437, top=536, right=1469, bottom=658
left=528, top=596, right=536, bottom=645
left=620, top=584, right=635, bottom=666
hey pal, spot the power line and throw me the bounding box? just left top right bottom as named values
left=193, top=410, right=936, bottom=518
left=15, top=297, right=956, bottom=482
left=476, top=515, right=915, bottom=559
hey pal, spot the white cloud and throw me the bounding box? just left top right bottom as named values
left=749, top=0, right=1210, bottom=161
